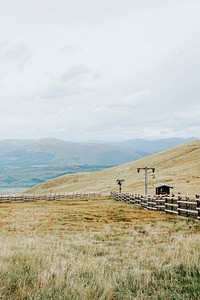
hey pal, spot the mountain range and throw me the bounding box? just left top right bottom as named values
left=0, top=137, right=197, bottom=192
left=0, top=137, right=196, bottom=168
left=27, top=139, right=200, bottom=196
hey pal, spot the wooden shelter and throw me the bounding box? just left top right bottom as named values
left=154, top=183, right=173, bottom=195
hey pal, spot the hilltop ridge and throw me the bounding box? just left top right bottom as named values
left=26, top=139, right=200, bottom=195
left=0, top=137, right=195, bottom=192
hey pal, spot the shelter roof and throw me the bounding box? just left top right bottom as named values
left=154, top=182, right=173, bottom=188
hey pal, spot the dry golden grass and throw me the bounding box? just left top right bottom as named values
left=27, top=140, right=200, bottom=196
left=1, top=197, right=200, bottom=299
left=0, top=197, right=175, bottom=236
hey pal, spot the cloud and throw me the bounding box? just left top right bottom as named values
left=0, top=1, right=199, bottom=141
left=2, top=117, right=31, bottom=126
left=61, top=64, right=92, bottom=83
left=60, top=64, right=101, bottom=83
left=2, top=41, right=31, bottom=71
left=55, top=106, right=75, bottom=118
left=42, top=64, right=101, bottom=100
left=60, top=44, right=82, bottom=55
left=42, top=81, right=93, bottom=100
left=108, top=91, right=149, bottom=109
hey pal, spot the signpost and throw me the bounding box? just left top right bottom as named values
left=116, top=179, right=125, bottom=193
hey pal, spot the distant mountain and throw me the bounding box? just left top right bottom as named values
left=0, top=138, right=146, bottom=168
left=109, top=137, right=197, bottom=154
left=27, top=139, right=200, bottom=196
left=0, top=137, right=197, bottom=192
left=0, top=137, right=196, bottom=169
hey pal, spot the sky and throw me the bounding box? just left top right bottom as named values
left=0, top=0, right=200, bottom=142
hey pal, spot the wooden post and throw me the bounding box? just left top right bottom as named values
left=116, top=179, right=125, bottom=193
left=196, top=200, right=200, bottom=220
left=137, top=167, right=155, bottom=196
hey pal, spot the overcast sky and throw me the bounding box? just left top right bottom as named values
left=0, top=0, right=199, bottom=142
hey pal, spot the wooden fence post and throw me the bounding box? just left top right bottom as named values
left=196, top=200, right=200, bottom=220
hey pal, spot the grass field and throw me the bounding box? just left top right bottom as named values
left=1, top=197, right=200, bottom=299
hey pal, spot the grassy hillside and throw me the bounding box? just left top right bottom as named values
left=1, top=197, right=200, bottom=299
left=27, top=140, right=200, bottom=195
left=0, top=137, right=196, bottom=191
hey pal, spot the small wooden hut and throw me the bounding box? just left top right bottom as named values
left=154, top=183, right=173, bottom=195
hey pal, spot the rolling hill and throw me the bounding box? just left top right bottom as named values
left=0, top=138, right=147, bottom=168
left=0, top=137, right=195, bottom=192
left=0, top=137, right=195, bottom=168
left=26, top=139, right=200, bottom=196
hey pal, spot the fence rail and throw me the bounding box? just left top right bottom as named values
left=0, top=192, right=101, bottom=203
left=111, top=191, right=200, bottom=220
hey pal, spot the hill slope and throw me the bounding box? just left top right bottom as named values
left=26, top=140, right=200, bottom=195
left=0, top=137, right=195, bottom=191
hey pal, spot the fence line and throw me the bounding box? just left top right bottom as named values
left=0, top=192, right=101, bottom=203
left=111, top=191, right=200, bottom=220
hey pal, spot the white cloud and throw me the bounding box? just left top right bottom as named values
left=61, top=65, right=91, bottom=83
left=0, top=41, right=31, bottom=73
left=0, top=0, right=199, bottom=141
left=60, top=44, right=82, bottom=55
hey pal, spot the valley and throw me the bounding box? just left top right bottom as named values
left=0, top=137, right=195, bottom=193
left=27, top=139, right=200, bottom=196
left=0, top=164, right=113, bottom=194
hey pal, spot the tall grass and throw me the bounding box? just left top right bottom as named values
left=0, top=197, right=200, bottom=299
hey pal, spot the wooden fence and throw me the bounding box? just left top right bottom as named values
left=0, top=192, right=101, bottom=203
left=111, top=191, right=200, bottom=220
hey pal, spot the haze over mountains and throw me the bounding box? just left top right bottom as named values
left=0, top=138, right=144, bottom=168
left=0, top=137, right=196, bottom=192
left=0, top=137, right=195, bottom=167
left=27, top=139, right=200, bottom=196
